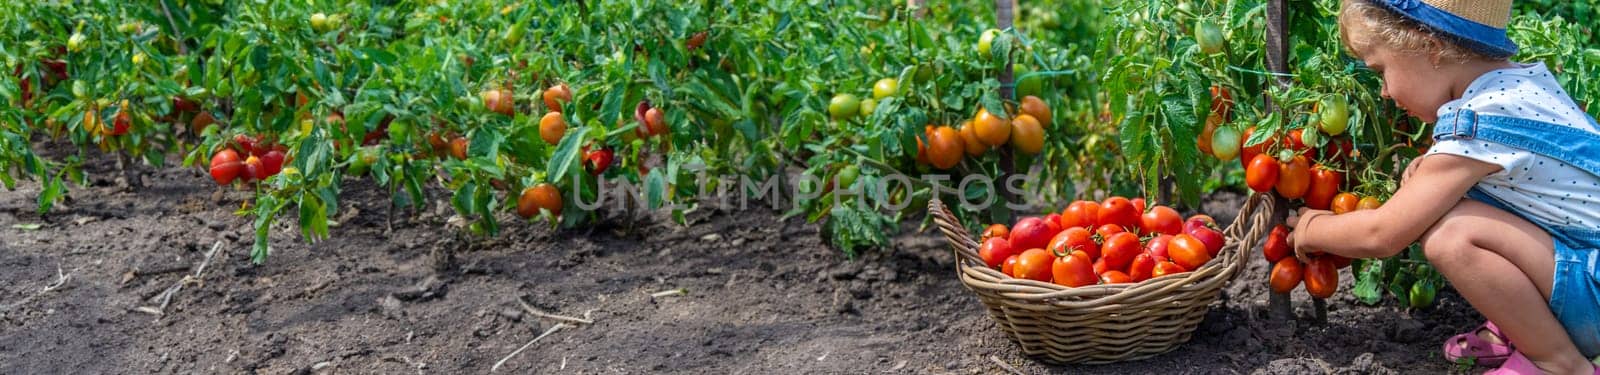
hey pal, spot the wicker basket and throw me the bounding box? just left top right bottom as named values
left=930, top=193, right=1275, bottom=365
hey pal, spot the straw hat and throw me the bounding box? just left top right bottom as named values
left=1372, top=0, right=1518, bottom=58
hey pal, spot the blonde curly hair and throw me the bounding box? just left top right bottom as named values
left=1338, top=0, right=1500, bottom=64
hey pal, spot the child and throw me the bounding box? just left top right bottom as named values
left=1288, top=0, right=1600, bottom=374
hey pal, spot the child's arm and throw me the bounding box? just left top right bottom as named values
left=1288, top=154, right=1501, bottom=259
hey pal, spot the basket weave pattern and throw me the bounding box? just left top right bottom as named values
left=930, top=194, right=1275, bottom=364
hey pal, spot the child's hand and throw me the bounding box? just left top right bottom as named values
left=1285, top=207, right=1333, bottom=263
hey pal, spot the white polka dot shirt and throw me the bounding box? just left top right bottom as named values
left=1428, top=63, right=1600, bottom=228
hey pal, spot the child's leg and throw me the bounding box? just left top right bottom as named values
left=1421, top=199, right=1594, bottom=373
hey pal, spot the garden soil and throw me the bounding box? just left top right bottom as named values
left=1, top=156, right=1484, bottom=374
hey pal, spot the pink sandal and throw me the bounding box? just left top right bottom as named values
left=1483, top=351, right=1600, bottom=375
left=1444, top=321, right=1514, bottom=367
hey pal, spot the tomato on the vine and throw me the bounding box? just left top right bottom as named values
left=209, top=149, right=243, bottom=185
left=1331, top=192, right=1360, bottom=214
left=1245, top=154, right=1280, bottom=193
left=872, top=78, right=899, bottom=99
left=1194, top=20, right=1226, bottom=54
left=1263, top=224, right=1291, bottom=263
left=977, top=28, right=1000, bottom=56
left=539, top=112, right=566, bottom=145
left=1304, top=257, right=1339, bottom=299
left=1269, top=257, right=1303, bottom=294
left=1319, top=96, right=1350, bottom=136
left=1357, top=196, right=1383, bottom=210
left=584, top=147, right=615, bottom=175
left=958, top=121, right=987, bottom=156
left=925, top=126, right=964, bottom=170
left=1305, top=165, right=1343, bottom=210
left=542, top=83, right=572, bottom=112
left=972, top=107, right=1010, bottom=146
left=517, top=183, right=563, bottom=218
left=1276, top=155, right=1311, bottom=199
left=828, top=94, right=860, bottom=121
left=1210, top=125, right=1242, bottom=160
left=1008, top=114, right=1044, bottom=155
left=1198, top=113, right=1221, bottom=156
left=1019, top=96, right=1051, bottom=128
left=1240, top=126, right=1276, bottom=168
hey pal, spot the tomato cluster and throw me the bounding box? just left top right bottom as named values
left=911, top=95, right=1052, bottom=170
left=977, top=197, right=1226, bottom=287
left=209, top=135, right=289, bottom=186
left=1261, top=196, right=1383, bottom=298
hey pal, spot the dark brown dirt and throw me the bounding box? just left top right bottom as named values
left=0, top=158, right=1485, bottom=374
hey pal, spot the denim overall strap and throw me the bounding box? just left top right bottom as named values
left=1435, top=108, right=1600, bottom=249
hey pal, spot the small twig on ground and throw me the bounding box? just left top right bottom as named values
left=649, top=288, right=687, bottom=298
left=139, top=241, right=224, bottom=316
left=989, top=356, right=1025, bottom=375
left=516, top=298, right=594, bottom=325
left=0, top=263, right=76, bottom=313
left=491, top=323, right=567, bottom=372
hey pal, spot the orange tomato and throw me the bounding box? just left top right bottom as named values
left=1168, top=233, right=1213, bottom=271
left=1152, top=261, right=1187, bottom=278
left=1304, top=256, right=1339, bottom=298
left=957, top=121, right=987, bottom=156
left=1051, top=250, right=1097, bottom=287
left=1099, top=270, right=1132, bottom=285
left=539, top=112, right=566, bottom=145
left=1276, top=155, right=1311, bottom=199
left=1008, top=114, right=1045, bottom=155
left=542, top=83, right=572, bottom=112
left=926, top=126, right=965, bottom=170
left=1331, top=192, right=1360, bottom=214
left=1018, top=95, right=1051, bottom=128
left=972, top=107, right=1010, bottom=146
left=980, top=224, right=1009, bottom=242
left=1245, top=154, right=1280, bottom=193
left=517, top=183, right=562, bottom=218
left=1013, top=248, right=1055, bottom=282
left=1002, top=255, right=1020, bottom=276
left=1357, top=196, right=1383, bottom=210
left=1269, top=257, right=1303, bottom=294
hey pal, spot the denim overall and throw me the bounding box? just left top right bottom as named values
left=1435, top=108, right=1600, bottom=357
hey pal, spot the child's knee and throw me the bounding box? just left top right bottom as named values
left=1420, top=213, right=1474, bottom=266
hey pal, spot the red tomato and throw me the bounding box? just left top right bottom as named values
left=1144, top=234, right=1174, bottom=259
left=1131, top=197, right=1147, bottom=213
left=1184, top=215, right=1217, bottom=232
left=1263, top=224, right=1291, bottom=263
left=1092, top=257, right=1109, bottom=276
left=1013, top=249, right=1055, bottom=282
left=1328, top=254, right=1353, bottom=269
left=1046, top=227, right=1100, bottom=260
left=1139, top=205, right=1184, bottom=236
left=1062, top=200, right=1099, bottom=229
left=981, top=224, right=1010, bottom=242
left=1287, top=129, right=1309, bottom=152
left=1128, top=253, right=1156, bottom=281
left=243, top=155, right=264, bottom=181
left=978, top=238, right=1016, bottom=269
left=1168, top=234, right=1213, bottom=271
left=1098, top=197, right=1140, bottom=231
left=1100, top=270, right=1132, bottom=285
left=1276, top=155, right=1312, bottom=199
left=1095, top=224, right=1125, bottom=240
left=209, top=149, right=243, bottom=185
left=1042, top=213, right=1064, bottom=234
left=1008, top=217, right=1054, bottom=252
left=259, top=150, right=286, bottom=178
left=1099, top=232, right=1141, bottom=272
left=1002, top=255, right=1020, bottom=276
left=1152, top=261, right=1187, bottom=278
left=1052, top=250, right=1098, bottom=287
left=1304, top=165, right=1343, bottom=210
left=1240, top=126, right=1276, bottom=169
left=1304, top=257, right=1339, bottom=298
left=1245, top=154, right=1280, bottom=193
left=1269, top=257, right=1304, bottom=294
left=1187, top=226, right=1226, bottom=257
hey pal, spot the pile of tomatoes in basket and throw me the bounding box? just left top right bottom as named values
left=977, top=197, right=1227, bottom=287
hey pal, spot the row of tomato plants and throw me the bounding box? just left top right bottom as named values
left=0, top=0, right=1107, bottom=262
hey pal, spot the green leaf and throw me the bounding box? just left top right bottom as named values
left=546, top=127, right=587, bottom=184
